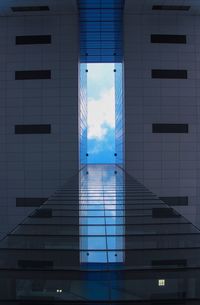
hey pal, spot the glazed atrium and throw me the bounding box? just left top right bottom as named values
left=0, top=0, right=199, bottom=304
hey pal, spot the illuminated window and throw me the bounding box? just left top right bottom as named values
left=158, top=279, right=165, bottom=286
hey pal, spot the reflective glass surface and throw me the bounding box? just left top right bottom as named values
left=78, top=0, right=124, bottom=62
left=80, top=165, right=124, bottom=263
left=0, top=165, right=200, bottom=304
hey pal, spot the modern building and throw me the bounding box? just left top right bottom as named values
left=124, top=0, right=200, bottom=229
left=0, top=0, right=200, bottom=304
left=0, top=0, right=79, bottom=239
left=1, top=164, right=200, bottom=303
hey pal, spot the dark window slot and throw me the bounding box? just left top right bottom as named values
left=11, top=6, right=49, bottom=12
left=16, top=35, right=51, bottom=45
left=152, top=124, right=188, bottom=133
left=152, top=208, right=180, bottom=218
left=16, top=198, right=48, bottom=207
left=31, top=209, right=52, bottom=218
left=160, top=197, right=188, bottom=206
left=152, top=259, right=187, bottom=266
left=152, top=69, right=187, bottom=79
left=15, top=125, right=51, bottom=134
left=152, top=5, right=190, bottom=11
left=151, top=34, right=186, bottom=44
left=15, top=70, right=51, bottom=80
left=18, top=260, right=53, bottom=269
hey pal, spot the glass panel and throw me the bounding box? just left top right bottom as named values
left=80, top=165, right=124, bottom=263
left=80, top=251, right=107, bottom=263
left=81, top=225, right=106, bottom=235
left=2, top=165, right=200, bottom=302
left=80, top=237, right=107, bottom=250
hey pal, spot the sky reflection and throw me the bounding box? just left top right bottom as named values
left=80, top=165, right=124, bottom=263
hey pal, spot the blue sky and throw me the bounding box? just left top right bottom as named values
left=87, top=63, right=115, bottom=163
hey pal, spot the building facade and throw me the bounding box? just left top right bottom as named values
left=124, top=0, right=200, bottom=228
left=0, top=0, right=200, bottom=304
left=0, top=1, right=79, bottom=238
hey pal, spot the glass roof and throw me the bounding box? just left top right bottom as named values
left=78, top=0, right=124, bottom=63
left=1, top=165, right=200, bottom=303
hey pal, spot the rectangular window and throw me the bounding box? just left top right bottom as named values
left=152, top=69, right=187, bottom=79
left=16, top=198, right=48, bottom=207
left=152, top=5, right=190, bottom=11
left=151, top=34, right=186, bottom=44
left=160, top=196, right=188, bottom=206
left=152, top=208, right=180, bottom=218
left=16, top=35, right=51, bottom=45
left=18, top=260, right=53, bottom=268
left=31, top=209, right=52, bottom=218
left=152, top=124, right=188, bottom=133
left=152, top=260, right=187, bottom=266
left=15, top=125, right=51, bottom=134
left=15, top=70, right=51, bottom=80
left=11, top=6, right=49, bottom=12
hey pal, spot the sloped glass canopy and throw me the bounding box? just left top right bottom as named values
left=0, top=165, right=200, bottom=303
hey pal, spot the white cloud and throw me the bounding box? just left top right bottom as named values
left=87, top=63, right=114, bottom=83
left=88, top=87, right=115, bottom=140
